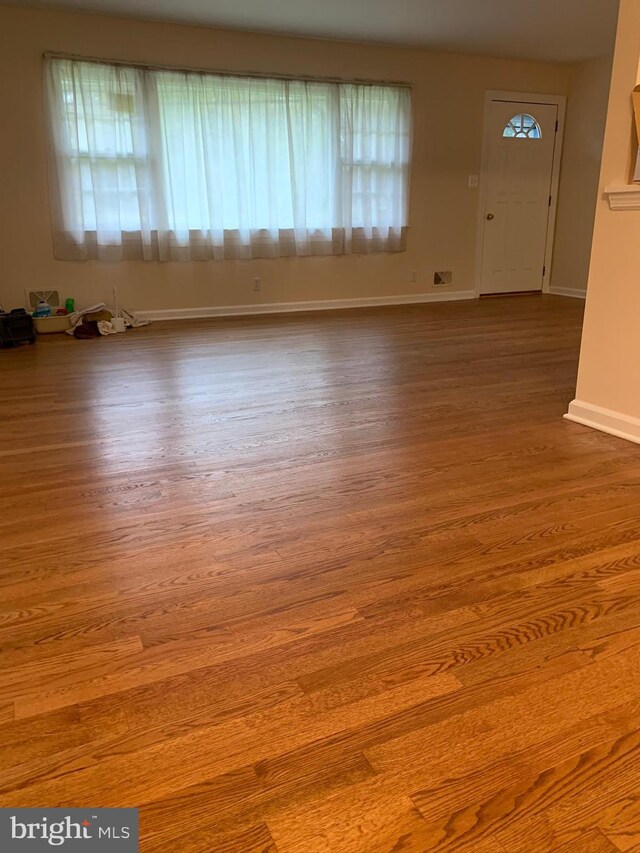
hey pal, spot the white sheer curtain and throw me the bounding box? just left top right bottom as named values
left=44, top=58, right=412, bottom=261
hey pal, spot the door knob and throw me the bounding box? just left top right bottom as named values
left=486, top=213, right=495, bottom=220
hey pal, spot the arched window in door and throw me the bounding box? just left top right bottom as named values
left=502, top=113, right=542, bottom=139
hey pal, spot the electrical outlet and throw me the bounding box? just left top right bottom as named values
left=434, top=271, right=453, bottom=286
left=252, top=277, right=261, bottom=292
left=410, top=271, right=418, bottom=283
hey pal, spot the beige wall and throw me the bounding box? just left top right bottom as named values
left=568, top=0, right=640, bottom=425
left=551, top=55, right=612, bottom=294
left=0, top=5, right=572, bottom=314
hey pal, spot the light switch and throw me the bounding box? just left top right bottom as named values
left=468, top=174, right=479, bottom=188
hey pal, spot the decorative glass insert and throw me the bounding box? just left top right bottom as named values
left=502, top=114, right=542, bottom=139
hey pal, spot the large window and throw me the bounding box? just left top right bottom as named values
left=45, top=57, right=412, bottom=261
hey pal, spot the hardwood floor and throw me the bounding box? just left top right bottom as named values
left=1, top=294, right=640, bottom=853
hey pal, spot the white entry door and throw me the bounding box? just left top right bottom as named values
left=479, top=99, right=559, bottom=295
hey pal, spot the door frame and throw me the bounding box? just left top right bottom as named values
left=474, top=90, right=567, bottom=297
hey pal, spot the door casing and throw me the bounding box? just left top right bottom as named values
left=474, top=90, right=567, bottom=297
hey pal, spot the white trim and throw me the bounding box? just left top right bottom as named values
left=137, top=290, right=478, bottom=321
left=604, top=185, right=640, bottom=210
left=564, top=400, right=640, bottom=445
left=475, top=90, right=567, bottom=298
left=483, top=90, right=569, bottom=106
left=548, top=287, right=587, bottom=299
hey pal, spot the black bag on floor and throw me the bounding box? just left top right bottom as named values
left=0, top=309, right=36, bottom=347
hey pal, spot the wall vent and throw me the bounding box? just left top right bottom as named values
left=433, top=271, right=453, bottom=286
left=27, top=290, right=60, bottom=309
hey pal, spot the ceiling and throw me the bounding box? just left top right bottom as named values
left=5, top=0, right=619, bottom=63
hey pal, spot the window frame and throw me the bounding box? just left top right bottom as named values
left=45, top=55, right=413, bottom=260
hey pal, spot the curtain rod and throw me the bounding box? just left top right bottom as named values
left=42, top=51, right=412, bottom=89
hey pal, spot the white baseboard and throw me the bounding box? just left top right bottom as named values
left=548, top=287, right=587, bottom=299
left=137, top=290, right=477, bottom=321
left=564, top=399, right=640, bottom=445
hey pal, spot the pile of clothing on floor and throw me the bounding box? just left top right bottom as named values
left=66, top=303, right=150, bottom=339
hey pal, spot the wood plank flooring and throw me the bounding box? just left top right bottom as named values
left=1, top=294, right=640, bottom=852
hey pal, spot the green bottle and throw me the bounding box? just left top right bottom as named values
left=65, top=298, right=75, bottom=314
